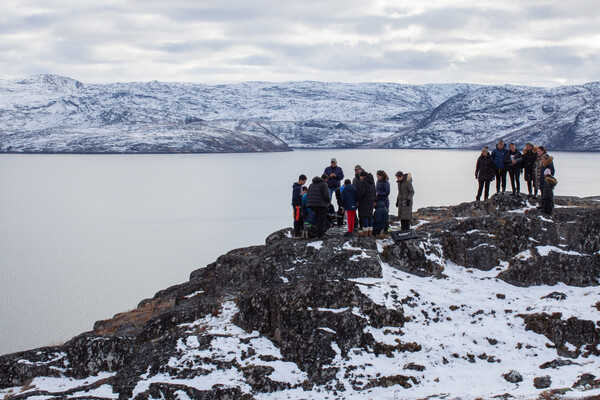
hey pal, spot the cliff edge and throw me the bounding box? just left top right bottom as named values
left=1, top=195, right=600, bottom=399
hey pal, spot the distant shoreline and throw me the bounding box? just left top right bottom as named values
left=2, top=148, right=600, bottom=154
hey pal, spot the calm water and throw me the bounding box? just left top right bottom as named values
left=1, top=149, right=599, bottom=355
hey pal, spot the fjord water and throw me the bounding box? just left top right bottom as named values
left=1, top=149, right=599, bottom=355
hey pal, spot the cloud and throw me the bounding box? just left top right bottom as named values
left=0, top=0, right=598, bottom=85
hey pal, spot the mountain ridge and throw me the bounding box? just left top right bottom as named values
left=1, top=75, right=599, bottom=153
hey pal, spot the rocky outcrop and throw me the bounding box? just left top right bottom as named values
left=1, top=194, right=599, bottom=399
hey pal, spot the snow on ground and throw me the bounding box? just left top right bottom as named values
left=130, top=301, right=308, bottom=398
left=0, top=372, right=116, bottom=399
left=3, top=238, right=599, bottom=399
left=348, top=258, right=600, bottom=399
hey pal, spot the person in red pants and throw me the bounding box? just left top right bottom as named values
left=340, top=179, right=357, bottom=236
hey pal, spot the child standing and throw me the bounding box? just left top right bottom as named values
left=340, top=179, right=357, bottom=236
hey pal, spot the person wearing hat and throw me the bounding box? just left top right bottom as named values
left=475, top=146, right=495, bottom=201
left=323, top=158, right=344, bottom=202
left=395, top=170, right=415, bottom=231
left=352, top=164, right=363, bottom=188
left=521, top=142, right=537, bottom=197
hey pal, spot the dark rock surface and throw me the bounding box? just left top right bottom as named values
left=1, top=194, right=599, bottom=399
left=503, top=370, right=524, bottom=383
left=534, top=376, right=552, bottom=389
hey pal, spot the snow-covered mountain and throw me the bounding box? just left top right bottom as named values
left=1, top=74, right=599, bottom=152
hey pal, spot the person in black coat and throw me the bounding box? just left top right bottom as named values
left=521, top=143, right=537, bottom=197
left=504, top=142, right=523, bottom=196
left=306, top=174, right=330, bottom=237
left=475, top=147, right=495, bottom=201
left=357, top=171, right=376, bottom=236
left=539, top=168, right=557, bottom=215
left=291, top=174, right=307, bottom=238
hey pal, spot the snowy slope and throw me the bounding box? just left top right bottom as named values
left=1, top=75, right=599, bottom=152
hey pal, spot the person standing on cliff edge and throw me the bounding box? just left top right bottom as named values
left=306, top=174, right=330, bottom=238
left=395, top=171, right=415, bottom=231
left=491, top=139, right=508, bottom=194
left=291, top=174, right=307, bottom=238
left=323, top=158, right=344, bottom=204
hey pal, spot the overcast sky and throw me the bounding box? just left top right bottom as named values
left=2, top=0, right=599, bottom=86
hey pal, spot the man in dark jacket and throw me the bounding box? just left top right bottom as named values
left=352, top=164, right=363, bottom=188
left=504, top=142, right=523, bottom=196
left=291, top=174, right=307, bottom=238
left=521, top=142, right=537, bottom=197
left=491, top=139, right=508, bottom=194
left=306, top=175, right=330, bottom=238
left=323, top=158, right=344, bottom=202
left=357, top=171, right=376, bottom=236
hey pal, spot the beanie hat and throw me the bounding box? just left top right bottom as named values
left=354, top=164, right=362, bottom=170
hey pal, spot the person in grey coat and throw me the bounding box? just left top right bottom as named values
left=395, top=171, right=415, bottom=231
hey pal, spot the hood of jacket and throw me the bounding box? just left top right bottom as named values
left=312, top=176, right=325, bottom=184
left=364, top=173, right=375, bottom=185
left=375, top=201, right=387, bottom=209
left=542, top=156, right=554, bottom=167
left=343, top=183, right=356, bottom=193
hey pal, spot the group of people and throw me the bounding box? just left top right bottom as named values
left=475, top=139, right=557, bottom=214
left=292, top=158, right=415, bottom=239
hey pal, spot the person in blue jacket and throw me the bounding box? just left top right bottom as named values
left=375, top=170, right=391, bottom=209
left=340, top=179, right=357, bottom=236
left=491, top=139, right=509, bottom=194
left=373, top=201, right=389, bottom=237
